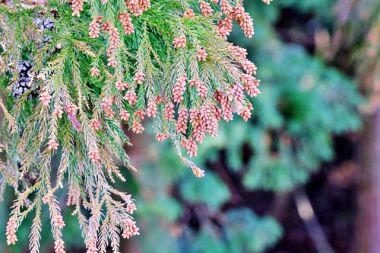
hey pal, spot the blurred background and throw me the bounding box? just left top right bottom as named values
left=2, top=0, right=380, bottom=252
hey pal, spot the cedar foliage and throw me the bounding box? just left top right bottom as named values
left=134, top=1, right=364, bottom=252
left=0, top=0, right=273, bottom=252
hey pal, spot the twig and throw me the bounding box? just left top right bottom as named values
left=294, top=189, right=336, bottom=253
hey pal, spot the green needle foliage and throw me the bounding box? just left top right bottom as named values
left=0, top=0, right=275, bottom=252
left=132, top=2, right=363, bottom=253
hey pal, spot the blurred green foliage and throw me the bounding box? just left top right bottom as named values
left=0, top=0, right=364, bottom=252
left=134, top=1, right=363, bottom=252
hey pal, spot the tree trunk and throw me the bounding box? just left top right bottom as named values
left=355, top=111, right=380, bottom=253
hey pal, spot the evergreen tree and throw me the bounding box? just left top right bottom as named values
left=0, top=0, right=274, bottom=252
